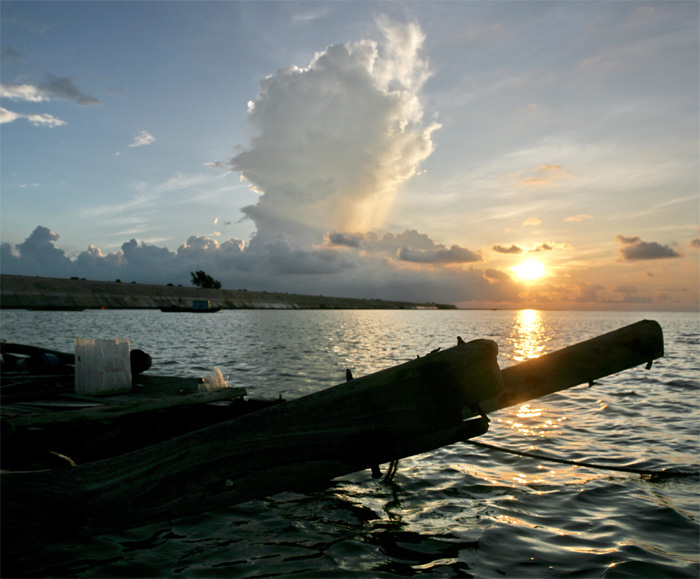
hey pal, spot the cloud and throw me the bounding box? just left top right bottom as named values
left=40, top=74, right=99, bottom=106
left=228, top=18, right=440, bottom=249
left=324, top=231, right=364, bottom=248
left=613, top=284, right=638, bottom=295
left=522, top=217, right=542, bottom=226
left=0, top=75, right=98, bottom=106
left=507, top=164, right=574, bottom=188
left=0, top=82, right=48, bottom=102
left=322, top=228, right=481, bottom=265
left=129, top=130, right=156, bottom=147
left=565, top=214, right=592, bottom=222
left=522, top=164, right=573, bottom=186
left=615, top=234, right=681, bottom=260
left=492, top=244, right=523, bottom=255
left=364, top=229, right=441, bottom=253
left=522, top=278, right=660, bottom=307
left=492, top=241, right=571, bottom=255
left=575, top=282, right=605, bottom=303
left=0, top=20, right=556, bottom=307
left=261, top=237, right=357, bottom=275
left=616, top=235, right=640, bottom=245
left=398, top=244, right=481, bottom=265
left=0, top=107, right=66, bottom=127
left=0, top=226, right=75, bottom=278
left=2, top=227, right=253, bottom=284
left=483, top=268, right=511, bottom=281
left=84, top=18, right=475, bottom=297
left=611, top=285, right=652, bottom=304
left=1, top=46, right=25, bottom=64
left=690, top=238, right=700, bottom=249
left=292, top=6, right=329, bottom=22
left=0, top=74, right=96, bottom=128
left=2, top=225, right=511, bottom=305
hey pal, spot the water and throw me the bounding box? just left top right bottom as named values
left=1, top=309, right=698, bottom=578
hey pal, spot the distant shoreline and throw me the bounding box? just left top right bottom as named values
left=0, top=274, right=456, bottom=311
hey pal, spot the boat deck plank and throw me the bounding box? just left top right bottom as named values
left=5, top=386, right=247, bottom=428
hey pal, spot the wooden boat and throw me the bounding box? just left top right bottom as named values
left=0, top=320, right=663, bottom=541
left=159, top=299, right=222, bottom=313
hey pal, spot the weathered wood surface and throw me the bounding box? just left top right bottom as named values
left=7, top=387, right=248, bottom=428
left=1, top=321, right=664, bottom=538
left=477, top=319, right=664, bottom=416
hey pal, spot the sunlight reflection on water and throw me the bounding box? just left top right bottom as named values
left=499, top=310, right=570, bottom=445
left=509, top=308, right=548, bottom=362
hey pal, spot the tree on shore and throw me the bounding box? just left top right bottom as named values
left=190, top=270, right=222, bottom=289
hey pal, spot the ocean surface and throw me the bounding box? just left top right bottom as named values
left=1, top=308, right=698, bottom=578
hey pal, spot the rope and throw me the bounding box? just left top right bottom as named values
left=464, top=440, right=699, bottom=480
left=383, top=459, right=400, bottom=482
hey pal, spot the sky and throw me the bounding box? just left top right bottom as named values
left=1, top=1, right=698, bottom=310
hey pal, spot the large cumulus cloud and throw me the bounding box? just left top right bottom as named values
left=230, top=18, right=440, bottom=249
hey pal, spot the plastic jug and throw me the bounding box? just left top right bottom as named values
left=75, top=338, right=132, bottom=395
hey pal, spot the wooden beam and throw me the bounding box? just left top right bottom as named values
left=476, top=319, right=664, bottom=416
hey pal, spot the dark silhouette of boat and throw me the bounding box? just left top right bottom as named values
left=160, top=299, right=222, bottom=313
left=0, top=321, right=664, bottom=541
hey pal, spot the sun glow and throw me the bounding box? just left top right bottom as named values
left=512, top=260, right=546, bottom=280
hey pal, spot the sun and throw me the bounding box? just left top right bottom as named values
left=511, top=260, right=546, bottom=281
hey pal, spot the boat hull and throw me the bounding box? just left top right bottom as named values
left=159, top=306, right=222, bottom=313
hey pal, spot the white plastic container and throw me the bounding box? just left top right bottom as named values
left=75, top=338, right=132, bottom=396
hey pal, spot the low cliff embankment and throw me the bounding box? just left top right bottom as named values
left=0, top=275, right=456, bottom=310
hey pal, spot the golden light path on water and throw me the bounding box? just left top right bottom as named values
left=510, top=308, right=548, bottom=362
left=495, top=310, right=567, bottom=487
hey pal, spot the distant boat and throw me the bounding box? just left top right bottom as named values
left=160, top=299, right=222, bottom=313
